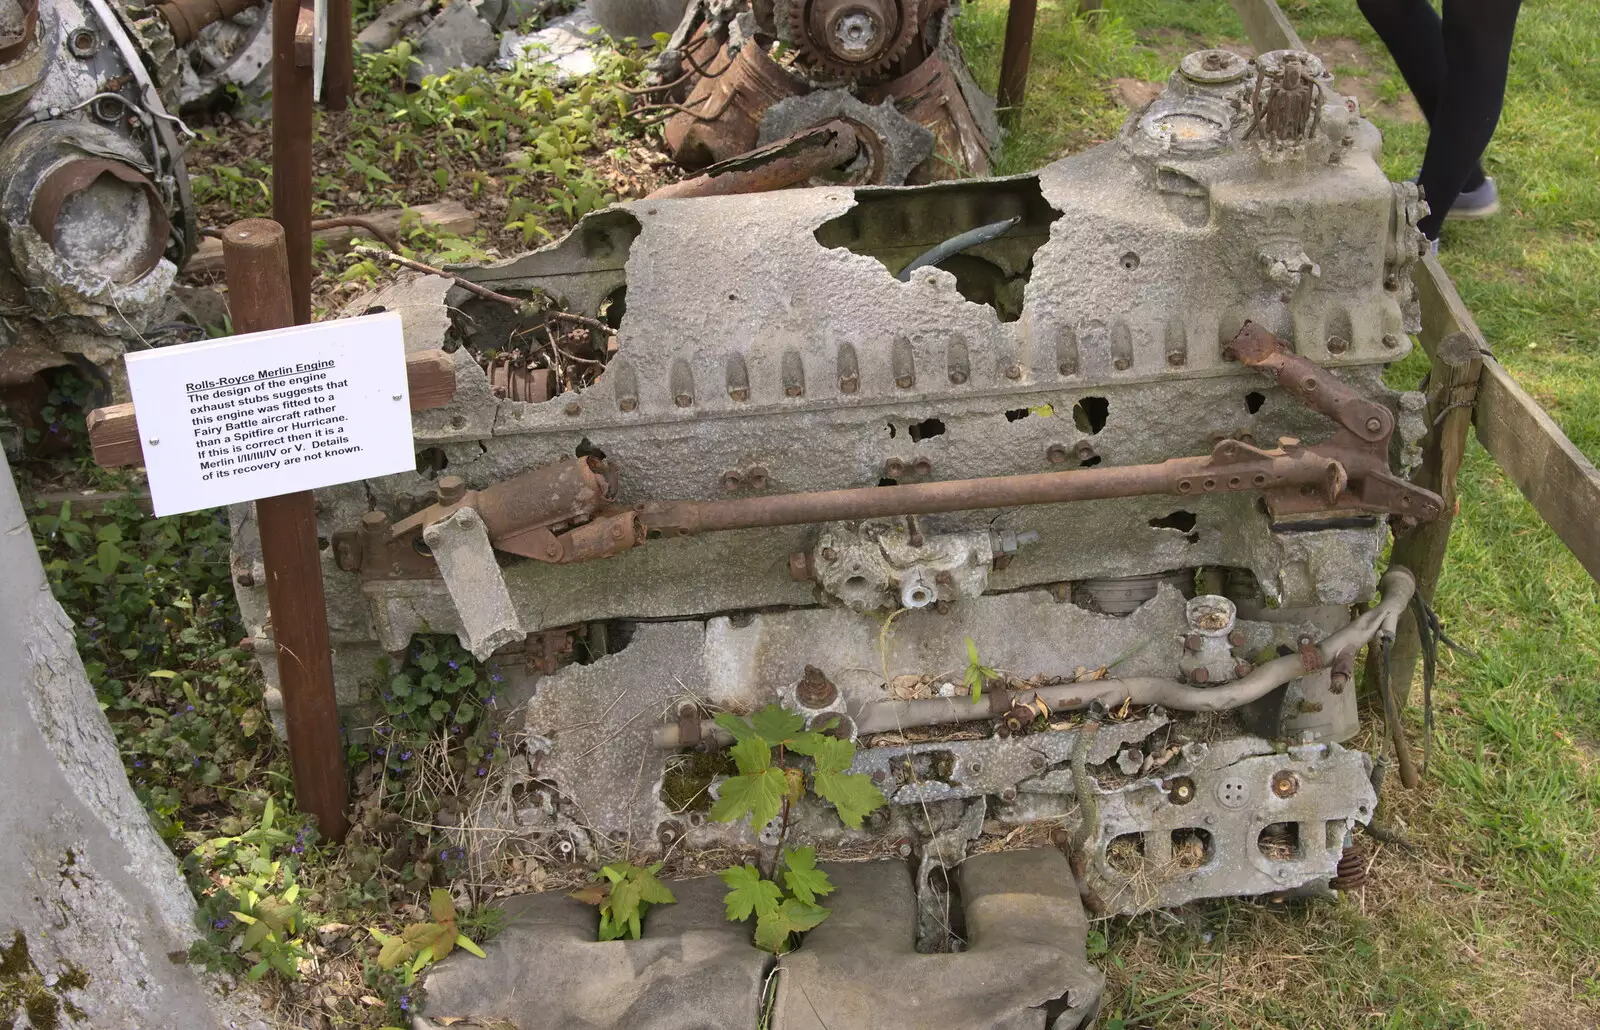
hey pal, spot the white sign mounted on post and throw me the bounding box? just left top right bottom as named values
left=125, top=311, right=416, bottom=517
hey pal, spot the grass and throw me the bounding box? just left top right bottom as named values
left=957, top=1, right=1600, bottom=1025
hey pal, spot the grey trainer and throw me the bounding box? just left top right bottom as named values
left=1449, top=177, right=1500, bottom=220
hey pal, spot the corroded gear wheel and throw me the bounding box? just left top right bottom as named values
left=786, top=0, right=920, bottom=79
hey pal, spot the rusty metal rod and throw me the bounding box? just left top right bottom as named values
left=273, top=0, right=314, bottom=323
left=640, top=446, right=1342, bottom=537
left=223, top=219, right=349, bottom=842
left=155, top=0, right=264, bottom=45
left=997, top=0, right=1038, bottom=125
left=647, top=120, right=859, bottom=200
left=654, top=567, right=1417, bottom=747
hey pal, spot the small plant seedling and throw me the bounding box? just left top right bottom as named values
left=368, top=888, right=487, bottom=976
left=721, top=847, right=835, bottom=954
left=708, top=704, right=884, bottom=951
left=570, top=862, right=677, bottom=941
left=964, top=638, right=998, bottom=704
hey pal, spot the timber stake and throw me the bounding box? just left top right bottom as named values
left=223, top=219, right=349, bottom=843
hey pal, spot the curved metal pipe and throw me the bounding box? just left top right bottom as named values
left=653, top=566, right=1417, bottom=747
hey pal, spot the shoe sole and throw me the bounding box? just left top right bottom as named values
left=1448, top=198, right=1500, bottom=221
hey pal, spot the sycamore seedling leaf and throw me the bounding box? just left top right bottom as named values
left=719, top=863, right=783, bottom=922
left=753, top=898, right=831, bottom=954
left=710, top=737, right=789, bottom=830
left=636, top=863, right=677, bottom=906
left=713, top=711, right=757, bottom=743
left=750, top=705, right=807, bottom=747
left=780, top=847, right=834, bottom=906
left=804, top=734, right=885, bottom=829
left=728, top=735, right=772, bottom=775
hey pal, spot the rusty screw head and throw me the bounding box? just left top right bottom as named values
left=747, top=467, right=768, bottom=489
left=565, top=401, right=582, bottom=416
left=361, top=510, right=389, bottom=532
left=1189, top=666, right=1210, bottom=684
left=728, top=386, right=749, bottom=402
left=1046, top=444, right=1070, bottom=465
left=1228, top=630, right=1246, bottom=648
left=1000, top=786, right=1018, bottom=801
left=884, top=458, right=906, bottom=478
left=1326, top=336, right=1349, bottom=354
left=935, top=570, right=953, bottom=587
left=436, top=475, right=466, bottom=506
left=1113, top=356, right=1132, bottom=371
left=788, top=552, right=813, bottom=582
left=722, top=470, right=743, bottom=491
left=820, top=546, right=837, bottom=563
left=894, top=373, right=914, bottom=389
left=1382, top=333, right=1401, bottom=349
left=896, top=838, right=913, bottom=857
left=673, top=392, right=693, bottom=408
left=1030, top=756, right=1046, bottom=770
left=949, top=370, right=968, bottom=385
left=1365, top=416, right=1384, bottom=433
left=912, top=458, right=932, bottom=477
left=235, top=571, right=255, bottom=587
left=1183, top=633, right=1203, bottom=652
left=1271, top=771, right=1299, bottom=798
left=796, top=664, right=837, bottom=708
left=1166, top=350, right=1185, bottom=367
left=1004, top=364, right=1022, bottom=380
left=619, top=396, right=637, bottom=412
left=1075, top=441, right=1097, bottom=461
left=1167, top=777, right=1196, bottom=805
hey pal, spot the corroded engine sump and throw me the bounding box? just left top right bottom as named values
left=232, top=48, right=1430, bottom=935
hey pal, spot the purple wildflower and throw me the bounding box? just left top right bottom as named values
left=399, top=995, right=410, bottom=1013
left=400, top=751, right=412, bottom=761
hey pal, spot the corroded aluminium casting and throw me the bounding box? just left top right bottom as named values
left=652, top=566, right=1418, bottom=746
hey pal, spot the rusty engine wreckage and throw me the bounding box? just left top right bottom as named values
left=226, top=45, right=1437, bottom=1026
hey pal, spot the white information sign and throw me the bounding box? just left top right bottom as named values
left=125, top=311, right=415, bottom=517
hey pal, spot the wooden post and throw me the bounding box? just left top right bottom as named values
left=222, top=219, right=349, bottom=843
left=323, top=0, right=354, bottom=111
left=997, top=0, right=1038, bottom=128
left=273, top=0, right=315, bottom=323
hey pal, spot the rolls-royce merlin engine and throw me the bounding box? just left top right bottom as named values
left=232, top=45, right=1431, bottom=953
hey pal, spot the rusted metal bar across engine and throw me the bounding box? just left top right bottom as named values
left=647, top=120, right=860, bottom=200
left=155, top=0, right=264, bottom=45
left=638, top=439, right=1345, bottom=537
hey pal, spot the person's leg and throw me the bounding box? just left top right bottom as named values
left=1356, top=0, right=1449, bottom=119
left=1415, top=0, right=1522, bottom=236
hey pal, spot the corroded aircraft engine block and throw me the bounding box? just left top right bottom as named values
left=232, top=49, right=1431, bottom=921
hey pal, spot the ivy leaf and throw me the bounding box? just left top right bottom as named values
left=728, top=735, right=771, bottom=776
left=750, top=705, right=806, bottom=747
left=781, top=847, right=834, bottom=906
left=709, top=767, right=786, bottom=830
left=753, top=899, right=831, bottom=954
left=719, top=864, right=782, bottom=922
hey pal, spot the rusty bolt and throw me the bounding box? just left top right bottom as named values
left=1278, top=435, right=1301, bottom=451
left=872, top=769, right=888, bottom=784
left=894, top=374, right=914, bottom=389
left=1167, top=777, right=1196, bottom=805
left=1000, top=787, right=1018, bottom=801
left=1047, top=444, right=1069, bottom=465
left=785, top=384, right=803, bottom=398
left=884, top=458, right=906, bottom=478
left=728, top=386, right=749, bottom=402
left=1031, top=756, right=1046, bottom=770
left=1189, top=666, right=1210, bottom=684
left=949, top=370, right=968, bottom=385
left=935, top=570, right=953, bottom=586
left=235, top=571, right=255, bottom=587
left=747, top=467, right=768, bottom=489
left=1049, top=582, right=1071, bottom=602
left=1235, top=659, right=1254, bottom=678
left=912, top=458, right=932, bottom=476
left=674, top=392, right=693, bottom=408
left=896, top=839, right=913, bottom=857
left=1341, top=134, right=1354, bottom=147
left=1237, top=431, right=1255, bottom=445
left=1166, top=350, right=1185, bottom=367
left=934, top=599, right=951, bottom=614
left=1183, top=633, right=1203, bottom=652
left=788, top=552, right=813, bottom=582
left=1327, top=336, right=1349, bottom=354
left=1113, top=356, right=1132, bottom=371
left=796, top=665, right=837, bottom=708
left=658, top=820, right=684, bottom=845
left=820, top=547, right=837, bottom=562
left=1271, top=771, right=1299, bottom=798
left=1382, top=333, right=1401, bottom=349
left=564, top=401, right=581, bottom=416
left=1075, top=441, right=1096, bottom=461
left=1004, top=364, right=1022, bottom=379
left=1365, top=416, right=1384, bottom=433
left=1228, top=630, right=1246, bottom=648
left=619, top=397, right=637, bottom=412
left=722, top=470, right=743, bottom=491
left=436, top=475, right=466, bottom=506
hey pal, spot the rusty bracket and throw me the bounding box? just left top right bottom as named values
left=647, top=120, right=860, bottom=200
left=1225, top=321, right=1442, bottom=522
